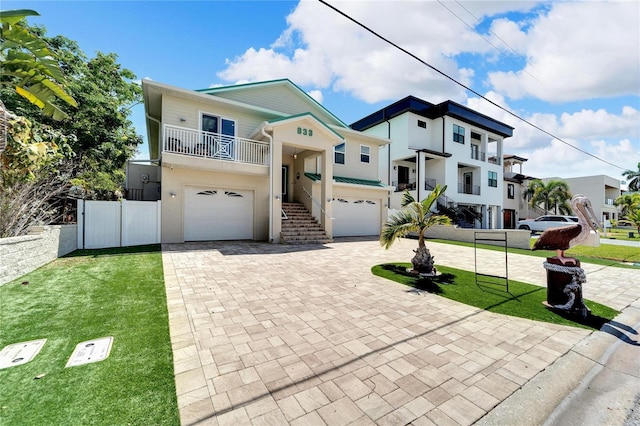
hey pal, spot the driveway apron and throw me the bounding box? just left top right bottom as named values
left=161, top=238, right=639, bottom=425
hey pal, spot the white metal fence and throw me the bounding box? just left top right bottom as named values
left=77, top=200, right=161, bottom=249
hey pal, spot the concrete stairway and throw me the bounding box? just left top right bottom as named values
left=281, top=202, right=332, bottom=244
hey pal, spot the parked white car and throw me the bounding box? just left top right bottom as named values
left=517, top=215, right=578, bottom=233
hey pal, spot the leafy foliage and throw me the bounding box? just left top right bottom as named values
left=0, top=9, right=77, bottom=120
left=380, top=184, right=452, bottom=250
left=622, top=162, right=640, bottom=192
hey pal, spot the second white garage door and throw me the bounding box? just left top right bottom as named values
left=184, top=186, right=253, bottom=241
left=332, top=197, right=381, bottom=237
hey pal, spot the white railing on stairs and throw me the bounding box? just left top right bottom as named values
left=302, top=187, right=333, bottom=220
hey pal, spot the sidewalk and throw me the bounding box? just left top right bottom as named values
left=162, top=238, right=640, bottom=425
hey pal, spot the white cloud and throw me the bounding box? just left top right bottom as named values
left=488, top=1, right=640, bottom=102
left=307, top=89, right=323, bottom=104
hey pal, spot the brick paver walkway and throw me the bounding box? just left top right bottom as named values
left=161, top=238, right=639, bottom=425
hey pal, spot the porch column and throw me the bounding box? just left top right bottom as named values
left=321, top=148, right=333, bottom=238
left=271, top=138, right=283, bottom=243
left=417, top=150, right=427, bottom=200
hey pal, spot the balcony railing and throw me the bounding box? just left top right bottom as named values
left=470, top=146, right=486, bottom=161
left=458, top=183, right=481, bottom=195
left=163, top=125, right=270, bottom=166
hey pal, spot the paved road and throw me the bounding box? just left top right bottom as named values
left=162, top=238, right=640, bottom=425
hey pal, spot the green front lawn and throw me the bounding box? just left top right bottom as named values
left=426, top=238, right=640, bottom=267
left=0, top=245, right=179, bottom=426
left=372, top=263, right=619, bottom=330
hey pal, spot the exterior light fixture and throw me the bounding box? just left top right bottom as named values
left=170, top=192, right=176, bottom=198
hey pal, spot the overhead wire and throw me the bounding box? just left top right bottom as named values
left=318, top=0, right=627, bottom=171
left=438, top=0, right=541, bottom=83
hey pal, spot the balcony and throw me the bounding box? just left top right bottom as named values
left=470, top=146, right=486, bottom=161
left=163, top=125, right=270, bottom=166
left=458, top=183, right=481, bottom=195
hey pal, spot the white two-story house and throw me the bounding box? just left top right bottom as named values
left=351, top=96, right=514, bottom=229
left=127, top=79, right=391, bottom=243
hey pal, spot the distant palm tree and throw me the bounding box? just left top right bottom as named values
left=380, top=184, right=451, bottom=273
left=523, top=179, right=572, bottom=215
left=622, top=162, right=640, bottom=192
left=614, top=193, right=640, bottom=217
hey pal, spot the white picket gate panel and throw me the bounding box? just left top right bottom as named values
left=121, top=200, right=162, bottom=246
left=77, top=200, right=161, bottom=249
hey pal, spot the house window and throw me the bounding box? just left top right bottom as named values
left=202, top=113, right=236, bottom=159
left=417, top=120, right=427, bottom=128
left=334, top=143, right=345, bottom=164
left=453, top=124, right=465, bottom=144
left=488, top=171, right=498, bottom=187
left=360, top=145, right=370, bottom=163
left=507, top=184, right=514, bottom=199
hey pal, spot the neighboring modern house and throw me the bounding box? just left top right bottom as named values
left=351, top=96, right=514, bottom=229
left=502, top=154, right=540, bottom=228
left=127, top=79, right=391, bottom=244
left=542, top=175, right=623, bottom=223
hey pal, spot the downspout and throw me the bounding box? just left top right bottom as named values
left=261, top=124, right=274, bottom=243
left=146, top=112, right=162, bottom=163
left=387, top=120, right=391, bottom=208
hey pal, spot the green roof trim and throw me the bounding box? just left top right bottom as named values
left=304, top=172, right=386, bottom=188
left=268, top=112, right=345, bottom=140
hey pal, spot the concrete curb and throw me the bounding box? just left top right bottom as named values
left=476, top=302, right=640, bottom=425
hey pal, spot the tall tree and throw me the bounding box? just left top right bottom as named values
left=0, top=9, right=76, bottom=120
left=1, top=25, right=142, bottom=199
left=622, top=162, right=640, bottom=192
left=523, top=179, right=572, bottom=215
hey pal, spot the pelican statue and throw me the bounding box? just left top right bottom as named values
left=532, top=194, right=599, bottom=264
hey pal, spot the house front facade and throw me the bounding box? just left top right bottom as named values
left=351, top=97, right=514, bottom=229
left=128, top=79, right=390, bottom=243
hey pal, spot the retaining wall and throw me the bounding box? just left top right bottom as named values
left=0, top=225, right=77, bottom=286
left=424, top=224, right=532, bottom=250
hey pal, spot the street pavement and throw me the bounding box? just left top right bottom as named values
left=161, top=238, right=640, bottom=425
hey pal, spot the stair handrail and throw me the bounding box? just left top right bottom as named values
left=281, top=209, right=288, bottom=220
left=302, top=187, right=333, bottom=220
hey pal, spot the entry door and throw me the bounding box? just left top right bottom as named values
left=282, top=166, right=289, bottom=202
left=503, top=209, right=515, bottom=229
left=464, top=172, right=472, bottom=194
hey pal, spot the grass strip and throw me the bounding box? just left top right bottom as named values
left=372, top=263, right=619, bottom=330
left=426, top=238, right=640, bottom=268
left=0, top=244, right=179, bottom=426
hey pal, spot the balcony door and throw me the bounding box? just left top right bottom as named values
left=201, top=113, right=236, bottom=159
left=463, top=172, right=473, bottom=194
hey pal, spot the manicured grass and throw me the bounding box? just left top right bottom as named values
left=427, top=238, right=640, bottom=268
left=0, top=245, right=179, bottom=426
left=372, top=263, right=619, bottom=330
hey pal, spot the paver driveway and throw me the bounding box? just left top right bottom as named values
left=161, top=238, right=637, bottom=425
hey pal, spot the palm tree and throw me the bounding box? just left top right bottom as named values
left=622, top=162, right=640, bottom=192
left=380, top=184, right=451, bottom=273
left=523, top=179, right=572, bottom=214
left=1, top=9, right=76, bottom=120
left=614, top=193, right=640, bottom=217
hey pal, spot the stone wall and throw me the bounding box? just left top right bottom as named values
left=424, top=224, right=531, bottom=250
left=0, top=225, right=77, bottom=286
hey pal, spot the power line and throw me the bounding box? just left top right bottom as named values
left=438, top=0, right=541, bottom=83
left=318, top=0, right=627, bottom=171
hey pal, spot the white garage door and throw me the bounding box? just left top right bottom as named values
left=184, top=187, right=253, bottom=241
left=333, top=197, right=381, bottom=237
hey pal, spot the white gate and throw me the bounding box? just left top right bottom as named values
left=77, top=200, right=161, bottom=249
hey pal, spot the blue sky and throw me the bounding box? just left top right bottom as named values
left=6, top=0, right=640, bottom=183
